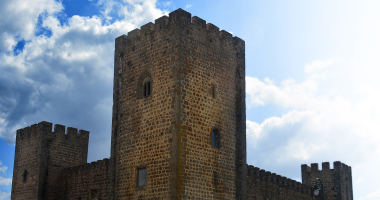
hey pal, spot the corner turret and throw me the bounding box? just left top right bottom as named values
left=11, top=121, right=89, bottom=200
left=301, top=161, right=353, bottom=200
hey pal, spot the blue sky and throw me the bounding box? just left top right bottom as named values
left=1, top=0, right=380, bottom=199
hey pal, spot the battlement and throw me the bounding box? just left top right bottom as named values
left=115, top=8, right=244, bottom=48
left=16, top=121, right=89, bottom=142
left=63, top=158, right=110, bottom=175
left=301, top=162, right=353, bottom=200
left=247, top=165, right=313, bottom=195
left=301, top=161, right=351, bottom=173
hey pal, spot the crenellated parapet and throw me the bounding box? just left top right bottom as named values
left=301, top=161, right=352, bottom=177
left=301, top=162, right=353, bottom=200
left=16, top=121, right=89, bottom=142
left=247, top=165, right=315, bottom=197
left=115, top=8, right=244, bottom=56
left=12, top=121, right=90, bottom=200
left=63, top=158, right=110, bottom=176
left=59, top=158, right=110, bottom=200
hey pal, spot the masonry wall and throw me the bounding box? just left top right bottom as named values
left=110, top=12, right=180, bottom=200
left=177, top=12, right=246, bottom=199
left=110, top=8, right=246, bottom=200
left=60, top=158, right=110, bottom=200
left=43, top=122, right=89, bottom=199
left=302, top=162, right=353, bottom=200
left=11, top=123, right=44, bottom=200
left=11, top=121, right=89, bottom=200
left=247, top=165, right=320, bottom=200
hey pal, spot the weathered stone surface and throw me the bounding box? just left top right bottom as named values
left=11, top=121, right=89, bottom=200
left=247, top=165, right=321, bottom=200
left=110, top=8, right=246, bottom=199
left=302, top=162, right=354, bottom=200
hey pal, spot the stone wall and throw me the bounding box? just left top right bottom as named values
left=247, top=165, right=320, bottom=200
left=11, top=123, right=44, bottom=200
left=302, top=162, right=353, bottom=200
left=110, top=13, right=180, bottom=199
left=60, top=158, right=110, bottom=200
left=178, top=12, right=246, bottom=199
left=110, top=8, right=246, bottom=199
left=11, top=121, right=89, bottom=200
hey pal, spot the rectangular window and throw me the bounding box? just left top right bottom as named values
left=137, top=168, right=146, bottom=187
left=212, top=130, right=216, bottom=147
left=212, top=85, right=216, bottom=98
left=89, top=189, right=98, bottom=200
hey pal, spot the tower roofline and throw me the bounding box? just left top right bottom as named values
left=116, top=8, right=244, bottom=47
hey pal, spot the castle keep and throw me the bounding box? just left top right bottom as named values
left=11, top=9, right=353, bottom=200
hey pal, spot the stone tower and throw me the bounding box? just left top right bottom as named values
left=109, top=8, right=247, bottom=199
left=302, top=162, right=353, bottom=200
left=11, top=121, right=89, bottom=200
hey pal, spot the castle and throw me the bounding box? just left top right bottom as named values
left=10, top=9, right=353, bottom=200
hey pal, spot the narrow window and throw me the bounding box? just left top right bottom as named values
left=90, top=189, right=98, bottom=200
left=213, top=171, right=218, bottom=188
left=22, top=170, right=28, bottom=183
left=142, top=80, right=151, bottom=97
left=212, top=130, right=216, bottom=147
left=144, top=83, right=147, bottom=97
left=138, top=71, right=152, bottom=99
left=137, top=168, right=147, bottom=187
left=147, top=81, right=151, bottom=96
left=212, top=84, right=216, bottom=98
left=212, top=129, right=220, bottom=148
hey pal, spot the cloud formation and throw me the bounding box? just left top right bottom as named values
left=246, top=58, right=380, bottom=198
left=0, top=0, right=167, bottom=162
left=0, top=0, right=62, bottom=52
left=0, top=191, right=10, bottom=200
left=0, top=161, right=11, bottom=187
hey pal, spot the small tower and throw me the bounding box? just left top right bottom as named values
left=109, top=8, right=246, bottom=199
left=11, top=121, right=89, bottom=200
left=301, top=161, right=353, bottom=200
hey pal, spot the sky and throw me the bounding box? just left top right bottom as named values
left=0, top=0, right=379, bottom=199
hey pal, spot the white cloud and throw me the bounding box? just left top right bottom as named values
left=359, top=190, right=380, bottom=200
left=0, top=161, right=11, bottom=186
left=0, top=191, right=10, bottom=200
left=186, top=4, right=192, bottom=9
left=304, top=58, right=337, bottom=73
left=0, top=177, right=11, bottom=186
left=0, top=0, right=63, bottom=51
left=0, top=161, right=7, bottom=174
left=161, top=1, right=172, bottom=7
left=246, top=76, right=319, bottom=109
left=246, top=58, right=380, bottom=197
left=0, top=0, right=167, bottom=163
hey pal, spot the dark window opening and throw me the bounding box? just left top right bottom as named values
left=144, top=83, right=147, bottom=96
left=22, top=170, right=28, bottom=183
left=143, top=81, right=151, bottom=97
left=137, top=168, right=147, bottom=187
left=211, top=83, right=217, bottom=98
left=212, top=129, right=220, bottom=148
left=138, top=71, right=152, bottom=99
left=147, top=81, right=150, bottom=96
left=213, top=171, right=218, bottom=187
left=212, top=84, right=216, bottom=98
left=90, top=189, right=98, bottom=200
